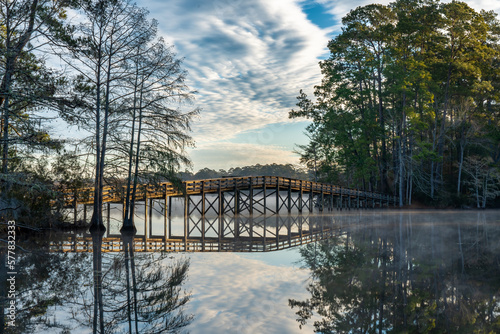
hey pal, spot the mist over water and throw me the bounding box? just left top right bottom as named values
left=4, top=209, right=500, bottom=333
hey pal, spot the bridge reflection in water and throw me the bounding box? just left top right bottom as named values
left=51, top=213, right=349, bottom=253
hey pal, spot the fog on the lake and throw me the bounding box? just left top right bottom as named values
left=1, top=210, right=499, bottom=333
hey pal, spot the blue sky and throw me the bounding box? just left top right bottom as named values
left=137, top=0, right=500, bottom=172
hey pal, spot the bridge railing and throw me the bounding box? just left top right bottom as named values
left=61, top=175, right=397, bottom=207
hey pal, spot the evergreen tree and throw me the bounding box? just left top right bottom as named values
left=290, top=0, right=500, bottom=207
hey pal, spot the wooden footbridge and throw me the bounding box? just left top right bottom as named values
left=66, top=176, right=398, bottom=222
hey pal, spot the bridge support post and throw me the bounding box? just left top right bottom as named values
left=263, top=178, right=267, bottom=214
left=248, top=218, right=254, bottom=251
left=218, top=180, right=223, bottom=216
left=236, top=190, right=240, bottom=214
left=309, top=217, right=314, bottom=242
left=145, top=197, right=149, bottom=239
left=237, top=217, right=242, bottom=240
left=308, top=186, right=313, bottom=212
left=149, top=199, right=153, bottom=237
left=164, top=191, right=168, bottom=240
left=357, top=192, right=360, bottom=209
left=168, top=196, right=172, bottom=217
left=183, top=192, right=188, bottom=218
left=276, top=183, right=280, bottom=214
left=299, top=181, right=303, bottom=213
left=348, top=193, right=351, bottom=210
left=106, top=202, right=111, bottom=235
left=234, top=182, right=239, bottom=215
left=168, top=215, right=172, bottom=243
left=249, top=177, right=253, bottom=215
left=287, top=183, right=292, bottom=213
left=201, top=181, right=206, bottom=217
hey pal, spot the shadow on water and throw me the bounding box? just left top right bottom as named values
left=289, top=210, right=500, bottom=333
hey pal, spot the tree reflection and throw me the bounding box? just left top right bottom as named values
left=112, top=232, right=193, bottom=333
left=89, top=224, right=106, bottom=334
left=0, top=232, right=88, bottom=333
left=290, top=212, right=500, bottom=333
left=0, top=232, right=192, bottom=333
left=69, top=242, right=193, bottom=333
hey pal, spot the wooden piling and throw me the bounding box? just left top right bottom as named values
left=167, top=184, right=169, bottom=240
left=249, top=177, right=254, bottom=215
left=299, top=180, right=303, bottom=213
left=263, top=178, right=267, bottom=214
left=287, top=183, right=292, bottom=213
left=145, top=197, right=149, bottom=239
left=201, top=181, right=206, bottom=216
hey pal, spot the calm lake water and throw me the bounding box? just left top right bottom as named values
left=2, top=210, right=500, bottom=333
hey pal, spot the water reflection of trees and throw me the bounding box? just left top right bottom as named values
left=290, top=212, right=500, bottom=333
left=0, top=232, right=192, bottom=333
left=73, top=247, right=192, bottom=333
left=0, top=246, right=87, bottom=333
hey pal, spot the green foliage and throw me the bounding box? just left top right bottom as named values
left=290, top=0, right=500, bottom=206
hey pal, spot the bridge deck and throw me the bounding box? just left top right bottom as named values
left=64, top=175, right=397, bottom=207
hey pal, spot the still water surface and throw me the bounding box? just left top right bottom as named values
left=2, top=210, right=500, bottom=333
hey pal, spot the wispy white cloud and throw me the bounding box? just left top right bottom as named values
left=145, top=0, right=330, bottom=145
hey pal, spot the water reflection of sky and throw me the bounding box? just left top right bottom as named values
left=184, top=251, right=315, bottom=334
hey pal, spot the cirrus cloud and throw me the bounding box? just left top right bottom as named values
left=140, top=0, right=499, bottom=171
left=145, top=0, right=330, bottom=146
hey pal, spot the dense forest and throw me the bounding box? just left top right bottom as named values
left=290, top=0, right=500, bottom=208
